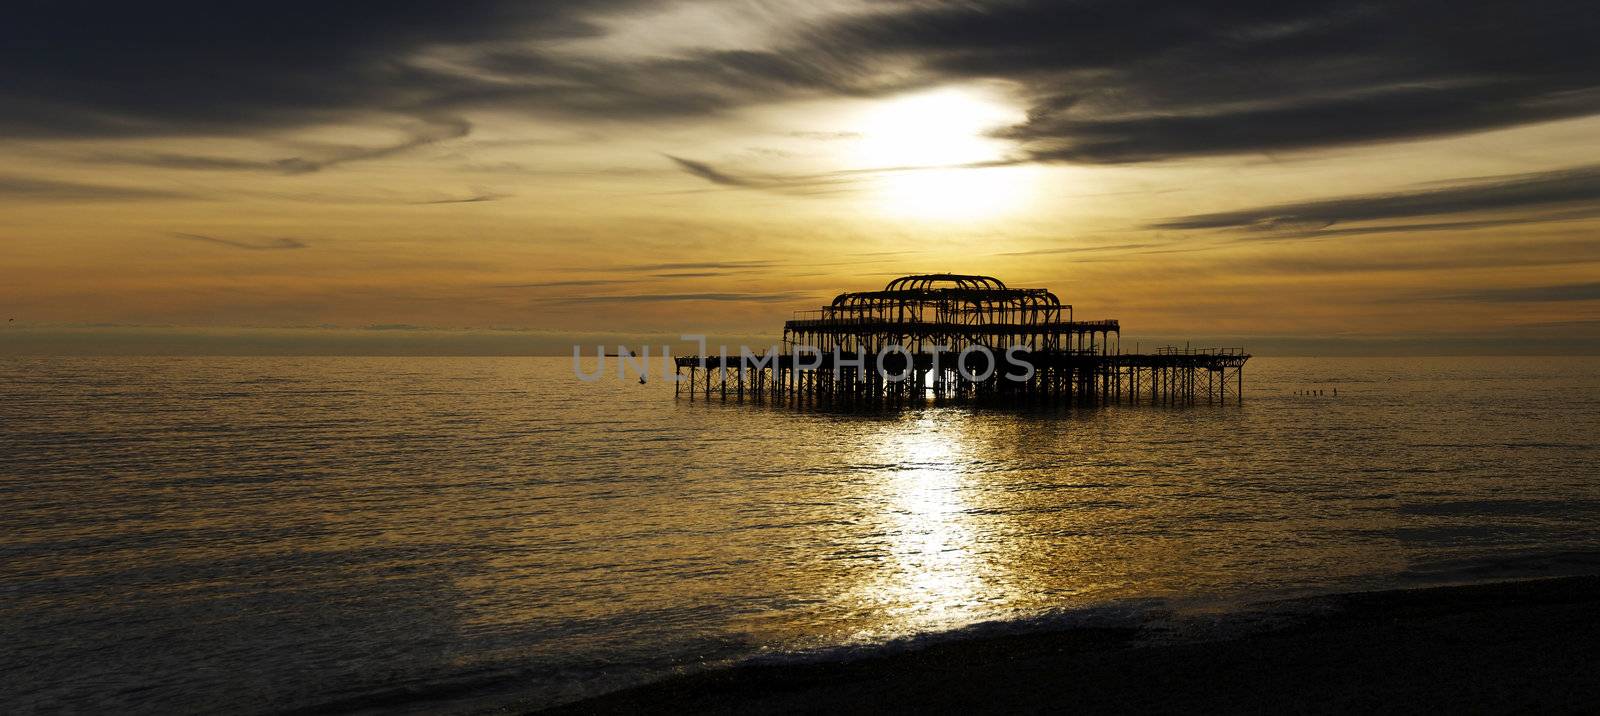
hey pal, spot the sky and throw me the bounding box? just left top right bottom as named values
left=3, top=0, right=1599, bottom=355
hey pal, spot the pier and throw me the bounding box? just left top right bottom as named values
left=675, top=273, right=1248, bottom=407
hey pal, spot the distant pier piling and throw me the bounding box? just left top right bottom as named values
left=674, top=273, right=1249, bottom=407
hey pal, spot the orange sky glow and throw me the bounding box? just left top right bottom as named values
left=3, top=2, right=1598, bottom=354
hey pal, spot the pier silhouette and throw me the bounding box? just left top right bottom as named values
left=676, top=273, right=1248, bottom=407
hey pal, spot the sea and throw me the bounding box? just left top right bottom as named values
left=2, top=356, right=1597, bottom=712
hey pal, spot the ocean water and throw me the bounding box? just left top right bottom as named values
left=2, top=356, right=1597, bottom=712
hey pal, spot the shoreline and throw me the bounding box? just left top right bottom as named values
left=546, top=575, right=1600, bottom=713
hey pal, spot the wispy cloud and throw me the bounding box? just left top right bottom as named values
left=663, top=154, right=1022, bottom=196
left=93, top=154, right=288, bottom=172
left=0, top=175, right=187, bottom=201
left=1152, top=164, right=1600, bottom=234
left=662, top=154, right=866, bottom=195
left=1232, top=211, right=1600, bottom=239
left=410, top=190, right=508, bottom=205
left=491, top=278, right=639, bottom=289
left=648, top=271, right=729, bottom=278
left=995, top=243, right=1161, bottom=256
left=554, top=292, right=809, bottom=304
left=665, top=155, right=760, bottom=188
left=613, top=260, right=777, bottom=271
left=787, top=131, right=862, bottom=140
left=96, top=116, right=472, bottom=175
left=172, top=233, right=308, bottom=250
left=1435, top=281, right=1600, bottom=303
left=514, top=261, right=780, bottom=284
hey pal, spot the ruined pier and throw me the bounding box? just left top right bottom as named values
left=674, top=273, right=1248, bottom=407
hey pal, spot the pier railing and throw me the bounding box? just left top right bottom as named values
left=1152, top=346, right=1249, bottom=356
left=672, top=348, right=1249, bottom=407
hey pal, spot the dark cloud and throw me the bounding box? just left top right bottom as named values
left=0, top=3, right=639, bottom=137
left=1234, top=248, right=1600, bottom=276
left=172, top=233, right=307, bottom=250
left=1152, top=164, right=1600, bottom=233
left=752, top=0, right=1600, bottom=163
left=469, top=46, right=892, bottom=119
left=665, top=155, right=759, bottom=188
left=0, top=176, right=187, bottom=201
left=1237, top=209, right=1600, bottom=239
left=7, top=0, right=1599, bottom=168
left=1438, top=282, right=1600, bottom=302
left=1006, top=86, right=1600, bottom=164
left=824, top=0, right=1600, bottom=162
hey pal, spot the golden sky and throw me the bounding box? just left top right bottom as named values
left=3, top=1, right=1598, bottom=354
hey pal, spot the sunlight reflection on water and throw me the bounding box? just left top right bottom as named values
left=872, top=414, right=984, bottom=633
left=1, top=356, right=1597, bottom=712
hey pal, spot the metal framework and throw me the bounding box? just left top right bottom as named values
left=675, top=273, right=1248, bottom=407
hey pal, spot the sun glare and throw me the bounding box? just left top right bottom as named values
left=874, top=165, right=1038, bottom=220
left=855, top=88, right=1021, bottom=167
left=850, top=88, right=1036, bottom=219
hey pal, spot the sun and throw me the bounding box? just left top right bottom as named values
left=854, top=87, right=1022, bottom=167
left=848, top=87, right=1037, bottom=219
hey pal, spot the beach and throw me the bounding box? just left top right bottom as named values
left=553, top=576, right=1600, bottom=713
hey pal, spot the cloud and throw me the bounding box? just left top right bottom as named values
left=95, top=116, right=472, bottom=175
left=663, top=154, right=869, bottom=195
left=823, top=0, right=1600, bottom=163
left=172, top=233, right=308, bottom=250
left=555, top=292, right=810, bottom=304
left=8, top=0, right=1600, bottom=169
left=91, top=154, right=286, bottom=172
left=995, top=243, right=1162, bottom=256
left=0, top=176, right=187, bottom=201
left=788, top=131, right=862, bottom=140
left=0, top=3, right=642, bottom=137
left=1003, top=84, right=1600, bottom=165
left=613, top=260, right=776, bottom=271
left=275, top=116, right=473, bottom=174
left=665, top=154, right=759, bottom=188
left=411, top=190, right=508, bottom=205
left=1437, top=282, right=1600, bottom=303
left=1231, top=247, right=1600, bottom=276
left=1233, top=210, right=1600, bottom=239
left=491, top=279, right=639, bottom=288
left=664, top=153, right=1016, bottom=195
left=1152, top=164, right=1600, bottom=233
left=739, top=0, right=1600, bottom=163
